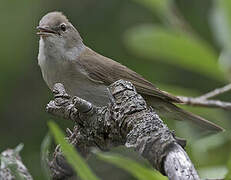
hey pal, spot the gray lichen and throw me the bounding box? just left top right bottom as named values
left=47, top=80, right=199, bottom=180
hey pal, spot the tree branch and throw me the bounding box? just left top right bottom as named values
left=178, top=84, right=231, bottom=110
left=47, top=80, right=199, bottom=180
left=0, top=144, right=33, bottom=180
left=198, top=84, right=231, bottom=99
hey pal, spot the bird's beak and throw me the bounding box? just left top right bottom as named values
left=36, top=26, right=57, bottom=36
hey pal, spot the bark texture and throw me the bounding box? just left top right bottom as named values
left=47, top=80, right=200, bottom=180
left=0, top=145, right=33, bottom=180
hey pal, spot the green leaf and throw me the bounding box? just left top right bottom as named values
left=96, top=152, right=167, bottom=180
left=7, top=164, right=27, bottom=180
left=225, top=152, right=231, bottom=180
left=199, top=166, right=227, bottom=179
left=131, top=0, right=169, bottom=15
left=125, top=25, right=224, bottom=81
left=219, top=50, right=231, bottom=81
left=210, top=0, right=231, bottom=81
left=210, top=0, right=231, bottom=49
left=130, top=0, right=182, bottom=30
left=48, top=121, right=100, bottom=180
left=192, top=134, right=228, bottom=153
left=221, top=0, right=231, bottom=34
left=41, top=133, right=52, bottom=180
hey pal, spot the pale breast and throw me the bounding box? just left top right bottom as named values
left=38, top=39, right=109, bottom=106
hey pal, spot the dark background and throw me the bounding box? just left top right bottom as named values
left=0, top=0, right=230, bottom=179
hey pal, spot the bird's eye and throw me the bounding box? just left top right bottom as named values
left=60, top=23, right=66, bottom=31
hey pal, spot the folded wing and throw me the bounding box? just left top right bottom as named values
left=77, top=47, right=223, bottom=132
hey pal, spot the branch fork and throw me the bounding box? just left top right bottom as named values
left=178, top=84, right=231, bottom=110
left=47, top=80, right=200, bottom=180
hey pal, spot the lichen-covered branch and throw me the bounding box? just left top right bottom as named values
left=0, top=144, right=33, bottom=180
left=178, top=83, right=231, bottom=110
left=47, top=80, right=199, bottom=180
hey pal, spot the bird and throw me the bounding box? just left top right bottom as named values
left=37, top=11, right=223, bottom=132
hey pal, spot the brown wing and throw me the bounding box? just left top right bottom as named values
left=77, top=48, right=223, bottom=132
left=78, top=47, right=181, bottom=103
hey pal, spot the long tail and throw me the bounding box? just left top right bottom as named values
left=147, top=97, right=224, bottom=132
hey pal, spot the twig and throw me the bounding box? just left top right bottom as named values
left=198, top=84, right=231, bottom=100
left=178, top=96, right=231, bottom=110
left=178, top=84, right=231, bottom=111
left=0, top=144, right=33, bottom=180
left=47, top=80, right=200, bottom=180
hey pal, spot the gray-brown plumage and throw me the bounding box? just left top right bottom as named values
left=37, top=12, right=223, bottom=132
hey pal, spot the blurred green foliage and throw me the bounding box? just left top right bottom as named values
left=0, top=144, right=28, bottom=180
left=0, top=0, right=231, bottom=179
left=211, top=0, right=231, bottom=81
left=225, top=154, right=231, bottom=180
left=40, top=133, right=52, bottom=180
left=49, top=121, right=100, bottom=180
left=48, top=121, right=166, bottom=180
left=125, top=0, right=231, bottom=178
left=125, top=25, right=223, bottom=80
left=96, top=152, right=167, bottom=180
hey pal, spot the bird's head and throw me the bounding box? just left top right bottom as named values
left=37, top=12, right=83, bottom=50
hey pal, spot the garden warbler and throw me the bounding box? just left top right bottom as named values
left=37, top=12, right=223, bottom=132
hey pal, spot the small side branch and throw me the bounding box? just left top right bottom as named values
left=178, top=96, right=231, bottom=110
left=0, top=144, right=33, bottom=180
left=178, top=83, right=231, bottom=110
left=47, top=80, right=200, bottom=180
left=198, top=83, right=231, bottom=99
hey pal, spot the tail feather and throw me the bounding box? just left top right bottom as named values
left=147, top=97, right=224, bottom=132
